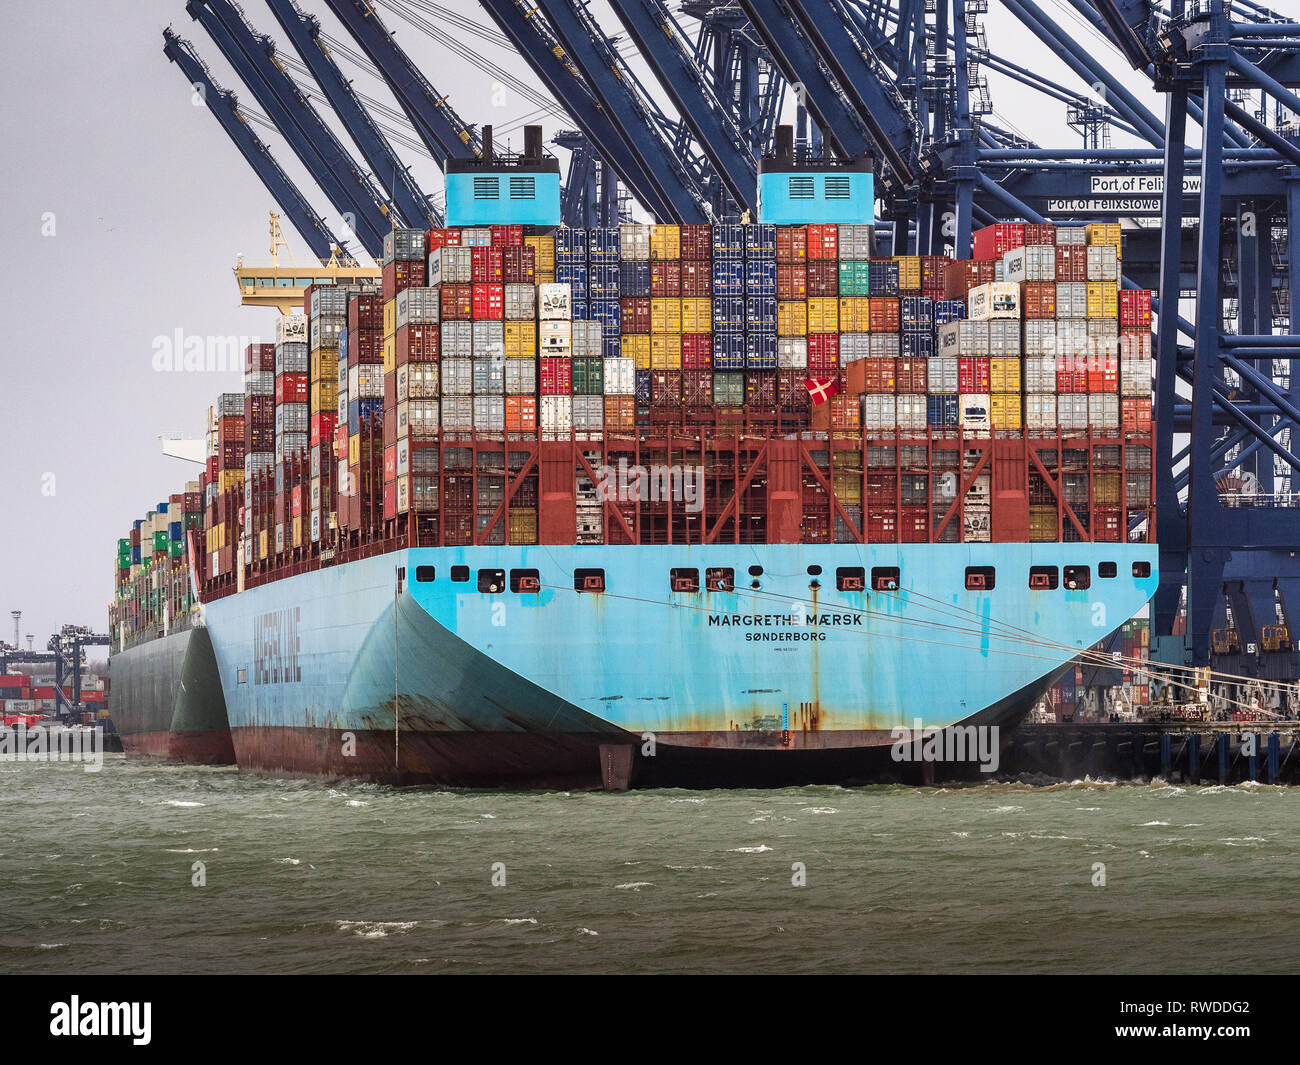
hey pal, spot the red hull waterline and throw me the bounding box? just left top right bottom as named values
left=119, top=729, right=236, bottom=765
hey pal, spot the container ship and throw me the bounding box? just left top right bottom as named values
left=111, top=126, right=1158, bottom=787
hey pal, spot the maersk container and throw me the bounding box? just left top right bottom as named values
left=275, top=343, right=308, bottom=375
left=351, top=363, right=384, bottom=398
left=441, top=320, right=473, bottom=358
left=538, top=282, right=573, bottom=321
left=860, top=394, right=896, bottom=430
left=959, top=394, right=991, bottom=429
left=429, top=246, right=472, bottom=285
left=1023, top=320, right=1057, bottom=356
left=1024, top=357, right=1058, bottom=393
left=837, top=223, right=873, bottom=261
left=504, top=358, right=536, bottom=396
left=1003, top=244, right=1055, bottom=283
left=275, top=403, right=308, bottom=435
left=400, top=398, right=440, bottom=440
left=1026, top=393, right=1057, bottom=429
left=440, top=395, right=473, bottom=431
left=988, top=320, right=1022, bottom=357
left=570, top=320, right=601, bottom=357
left=1057, top=393, right=1089, bottom=431
left=928, top=357, right=958, bottom=395
left=1055, top=225, right=1086, bottom=245
left=869, top=333, right=900, bottom=357
left=967, top=281, right=1020, bottom=321
left=396, top=286, right=441, bottom=329
left=472, top=356, right=505, bottom=395
left=471, top=396, right=505, bottom=431
left=927, top=394, right=958, bottom=428
left=275, top=432, right=308, bottom=460
left=540, top=320, right=572, bottom=354
left=777, top=336, right=808, bottom=369
left=1056, top=282, right=1088, bottom=319
left=838, top=333, right=869, bottom=364
left=1056, top=319, right=1089, bottom=356
left=397, top=362, right=439, bottom=402
left=503, top=283, right=535, bottom=321
left=937, top=319, right=988, bottom=358
left=275, top=314, right=307, bottom=346
left=896, top=394, right=927, bottom=429
left=441, top=358, right=473, bottom=396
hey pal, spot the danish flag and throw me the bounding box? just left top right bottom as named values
left=804, top=376, right=840, bottom=405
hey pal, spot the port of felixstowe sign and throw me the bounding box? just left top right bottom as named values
left=1045, top=174, right=1203, bottom=215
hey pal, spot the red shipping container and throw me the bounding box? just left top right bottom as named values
left=745, top=370, right=777, bottom=408
left=382, top=259, right=425, bottom=300
left=505, top=396, right=537, bottom=431
left=776, top=264, right=807, bottom=301
left=682, top=370, right=713, bottom=407
left=972, top=223, right=1025, bottom=261
left=502, top=245, right=536, bottom=284
left=292, top=484, right=303, bottom=518
left=776, top=225, right=807, bottom=264
left=540, top=358, right=572, bottom=395
left=1024, top=223, right=1056, bottom=246
left=384, top=371, right=397, bottom=409
left=862, top=357, right=896, bottom=394
left=472, top=245, right=505, bottom=283
left=777, top=370, right=809, bottom=412
left=1087, top=355, right=1118, bottom=393
left=310, top=413, right=337, bottom=448
left=652, top=371, right=682, bottom=406
left=383, top=480, right=396, bottom=521
left=1022, top=281, right=1057, bottom=319
left=472, top=283, right=505, bottom=320
left=1120, top=288, right=1153, bottom=328
left=349, top=327, right=383, bottom=363
left=867, top=508, right=898, bottom=543
left=807, top=333, right=840, bottom=372
left=899, top=506, right=929, bottom=542
left=348, top=295, right=384, bottom=331
left=1122, top=396, right=1153, bottom=434
left=896, top=357, right=928, bottom=394
left=276, top=373, right=309, bottom=404
left=1055, top=245, right=1088, bottom=282
left=219, top=441, right=245, bottom=469
left=651, top=260, right=682, bottom=297
left=807, top=224, right=838, bottom=261
left=958, top=357, right=990, bottom=393
left=441, top=284, right=473, bottom=321
left=218, top=414, right=244, bottom=444
left=680, top=224, right=712, bottom=260
left=1094, top=507, right=1122, bottom=542
left=1056, top=355, right=1088, bottom=393
left=491, top=224, right=524, bottom=246
left=682, top=333, right=713, bottom=369
left=244, top=343, right=276, bottom=373
left=806, top=260, right=838, bottom=297
left=869, top=297, right=901, bottom=332
left=920, top=256, right=948, bottom=296
left=681, top=260, right=712, bottom=297
left=395, top=324, right=440, bottom=363
left=620, top=296, right=652, bottom=333
left=383, top=445, right=397, bottom=481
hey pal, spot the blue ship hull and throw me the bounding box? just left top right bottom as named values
left=200, top=542, right=1158, bottom=787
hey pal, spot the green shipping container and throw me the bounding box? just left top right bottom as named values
left=838, top=261, right=871, bottom=296
left=152, top=531, right=168, bottom=551
left=572, top=357, right=603, bottom=395
left=713, top=371, right=745, bottom=406
left=169, top=540, right=184, bottom=559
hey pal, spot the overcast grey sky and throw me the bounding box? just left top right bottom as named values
left=0, top=1, right=1177, bottom=642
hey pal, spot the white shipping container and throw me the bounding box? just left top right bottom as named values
left=860, top=394, right=896, bottom=430
left=460, top=227, right=491, bottom=247
left=440, top=395, right=474, bottom=431
left=1056, top=319, right=1089, bottom=356
left=963, top=504, right=992, bottom=542
left=541, top=395, right=573, bottom=437
left=967, top=282, right=1020, bottom=321
left=1056, top=282, right=1088, bottom=318
left=538, top=283, right=572, bottom=320
left=1086, top=245, right=1119, bottom=281
left=1003, top=244, right=1055, bottom=283
left=472, top=320, right=505, bottom=359
left=276, top=313, right=307, bottom=345
left=472, top=356, right=505, bottom=395
left=572, top=395, right=605, bottom=431
left=1023, top=319, right=1057, bottom=356
left=396, top=437, right=410, bottom=477
left=896, top=394, right=927, bottom=429
left=1087, top=318, right=1118, bottom=340
left=397, top=398, right=441, bottom=440
left=311, top=507, right=323, bottom=543
left=778, top=336, right=808, bottom=369
left=1088, top=335, right=1121, bottom=359
left=572, top=320, right=603, bottom=358
left=1055, top=226, right=1086, bottom=245
left=441, top=358, right=473, bottom=396
left=619, top=223, right=651, bottom=260
left=1089, top=393, right=1119, bottom=429
left=429, top=246, right=472, bottom=285
left=540, top=319, right=573, bottom=352
left=505, top=359, right=537, bottom=396
left=1026, top=393, right=1057, bottom=429
left=960, top=394, right=991, bottom=429
left=1024, top=357, right=1058, bottom=393
left=838, top=333, right=869, bottom=364
left=1120, top=332, right=1152, bottom=360
left=504, top=283, right=536, bottom=321
left=396, top=475, right=409, bottom=515
left=398, top=362, right=440, bottom=403
left=349, top=364, right=382, bottom=398
left=472, top=396, right=505, bottom=431
left=1058, top=394, right=1089, bottom=430
left=1121, top=358, right=1152, bottom=396
left=869, top=333, right=900, bottom=357
left=395, top=286, right=440, bottom=328
left=928, top=357, right=958, bottom=395
left=988, top=320, right=1021, bottom=356
left=441, top=320, right=473, bottom=358
left=603, top=357, right=636, bottom=395
left=938, top=319, right=989, bottom=357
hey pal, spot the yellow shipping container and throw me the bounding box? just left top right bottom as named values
left=383, top=335, right=396, bottom=375
left=536, top=270, right=555, bottom=285
left=777, top=300, right=807, bottom=336
left=291, top=516, right=302, bottom=549
left=650, top=297, right=682, bottom=334
left=508, top=508, right=539, bottom=545
left=218, top=469, right=244, bottom=494
left=838, top=296, right=871, bottom=333
left=680, top=297, right=711, bottom=333
left=1028, top=505, right=1057, bottom=542
left=1085, top=222, right=1122, bottom=249
left=505, top=321, right=536, bottom=358
left=623, top=333, right=651, bottom=369
left=833, top=471, right=861, bottom=506
left=990, top=356, right=1022, bottom=394
left=650, top=333, right=682, bottom=370
left=524, top=234, right=555, bottom=274
left=894, top=255, right=922, bottom=291
left=348, top=435, right=360, bottom=468
left=383, top=298, right=397, bottom=338
left=258, top=530, right=268, bottom=561
left=990, top=393, right=1022, bottom=430
left=1086, top=281, right=1119, bottom=319
left=311, top=347, right=339, bottom=383
left=807, top=296, right=838, bottom=333
left=310, top=379, right=339, bottom=414
left=651, top=224, right=681, bottom=260
left=1093, top=471, right=1121, bottom=505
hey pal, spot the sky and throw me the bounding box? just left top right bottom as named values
left=0, top=0, right=1179, bottom=643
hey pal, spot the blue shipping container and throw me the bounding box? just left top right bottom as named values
left=868, top=261, right=900, bottom=296
left=934, top=300, right=967, bottom=326
left=745, top=296, right=777, bottom=331
left=169, top=521, right=182, bottom=541
left=713, top=333, right=746, bottom=369
left=744, top=259, right=777, bottom=297
left=927, top=395, right=958, bottom=428
left=900, top=332, right=934, bottom=358
left=557, top=262, right=588, bottom=298
left=588, top=227, right=620, bottom=261
left=557, top=227, right=587, bottom=258
left=901, top=296, right=934, bottom=331
left=712, top=259, right=744, bottom=295
left=602, top=335, right=622, bottom=360
left=570, top=299, right=590, bottom=321
left=635, top=369, right=653, bottom=406
left=619, top=261, right=650, bottom=297
left=745, top=333, right=778, bottom=370
left=712, top=223, right=744, bottom=260
left=591, top=299, right=620, bottom=332
left=744, top=223, right=777, bottom=258
left=713, top=296, right=746, bottom=333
